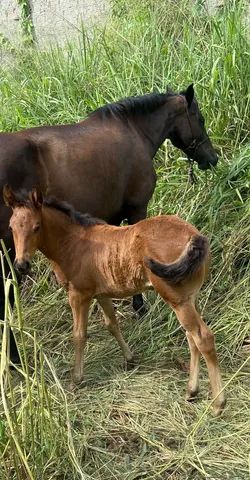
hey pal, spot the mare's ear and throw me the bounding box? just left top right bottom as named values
left=3, top=184, right=17, bottom=208
left=185, top=84, right=194, bottom=108
left=29, top=188, right=43, bottom=209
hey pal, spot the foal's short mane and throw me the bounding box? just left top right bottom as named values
left=91, top=91, right=175, bottom=119
left=44, top=197, right=106, bottom=227
left=12, top=191, right=105, bottom=227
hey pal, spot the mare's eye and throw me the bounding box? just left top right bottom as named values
left=33, top=225, right=40, bottom=233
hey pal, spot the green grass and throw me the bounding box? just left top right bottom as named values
left=0, top=0, right=250, bottom=478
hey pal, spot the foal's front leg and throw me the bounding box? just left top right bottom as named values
left=51, top=261, right=68, bottom=288
left=68, top=287, right=91, bottom=385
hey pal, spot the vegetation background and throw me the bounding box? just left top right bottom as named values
left=0, top=0, right=249, bottom=478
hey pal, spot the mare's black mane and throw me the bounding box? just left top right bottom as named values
left=13, top=191, right=105, bottom=227
left=92, top=91, right=176, bottom=119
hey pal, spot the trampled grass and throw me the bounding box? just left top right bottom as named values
left=0, top=0, right=249, bottom=478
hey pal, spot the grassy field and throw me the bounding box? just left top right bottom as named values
left=0, top=0, right=250, bottom=478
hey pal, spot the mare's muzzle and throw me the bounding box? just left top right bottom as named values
left=14, top=259, right=31, bottom=275
left=197, top=152, right=218, bottom=170
left=185, top=135, right=218, bottom=170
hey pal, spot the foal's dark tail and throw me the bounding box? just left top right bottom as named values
left=145, top=235, right=209, bottom=285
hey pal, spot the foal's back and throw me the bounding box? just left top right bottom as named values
left=76, top=214, right=207, bottom=298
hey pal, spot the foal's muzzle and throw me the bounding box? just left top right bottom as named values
left=14, top=260, right=31, bottom=275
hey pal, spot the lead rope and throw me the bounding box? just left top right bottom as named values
left=187, top=156, right=197, bottom=185
left=183, top=99, right=198, bottom=185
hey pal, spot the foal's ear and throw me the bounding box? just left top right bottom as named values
left=185, top=84, right=194, bottom=108
left=30, top=188, right=43, bottom=209
left=3, top=184, right=17, bottom=208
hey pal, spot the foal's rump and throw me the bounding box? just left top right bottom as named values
left=145, top=234, right=209, bottom=285
left=135, top=215, right=209, bottom=287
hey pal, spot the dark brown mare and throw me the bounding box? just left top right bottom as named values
left=0, top=84, right=218, bottom=364
left=4, top=186, right=225, bottom=416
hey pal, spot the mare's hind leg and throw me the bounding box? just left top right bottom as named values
left=97, top=297, right=134, bottom=364
left=127, top=206, right=148, bottom=315
left=173, top=302, right=225, bottom=416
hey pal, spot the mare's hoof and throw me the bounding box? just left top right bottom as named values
left=132, top=295, right=147, bottom=317
left=9, top=344, right=21, bottom=366
left=10, top=354, right=21, bottom=369
left=136, top=305, right=148, bottom=317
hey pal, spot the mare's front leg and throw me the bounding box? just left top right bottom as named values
left=127, top=206, right=148, bottom=315
left=0, top=244, right=21, bottom=365
left=97, top=297, right=134, bottom=365
left=0, top=276, right=20, bottom=364
left=68, top=287, right=92, bottom=385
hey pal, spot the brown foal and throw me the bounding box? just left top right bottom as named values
left=3, top=185, right=225, bottom=416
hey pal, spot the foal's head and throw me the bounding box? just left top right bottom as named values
left=3, top=185, right=43, bottom=275
left=169, top=84, right=218, bottom=170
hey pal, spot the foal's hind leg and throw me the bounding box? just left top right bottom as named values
left=97, top=297, right=134, bottom=364
left=185, top=332, right=200, bottom=401
left=173, top=302, right=225, bottom=416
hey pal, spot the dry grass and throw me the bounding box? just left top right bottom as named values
left=0, top=0, right=250, bottom=478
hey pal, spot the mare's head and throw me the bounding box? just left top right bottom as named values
left=3, top=185, right=43, bottom=275
left=169, top=84, right=218, bottom=170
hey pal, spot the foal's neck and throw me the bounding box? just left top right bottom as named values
left=39, top=207, right=82, bottom=267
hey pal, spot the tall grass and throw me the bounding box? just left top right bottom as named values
left=0, top=0, right=249, bottom=478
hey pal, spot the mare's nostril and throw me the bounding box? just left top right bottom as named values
left=14, top=261, right=31, bottom=275
left=210, top=154, right=218, bottom=166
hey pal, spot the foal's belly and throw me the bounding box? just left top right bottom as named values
left=94, top=279, right=153, bottom=299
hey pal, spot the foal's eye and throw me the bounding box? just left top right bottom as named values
left=33, top=225, right=40, bottom=233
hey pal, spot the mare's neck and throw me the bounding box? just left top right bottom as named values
left=130, top=96, right=181, bottom=156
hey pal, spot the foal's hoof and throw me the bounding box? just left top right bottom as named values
left=212, top=398, right=227, bottom=417
left=68, top=382, right=77, bottom=392
left=186, top=389, right=199, bottom=402
left=68, top=380, right=86, bottom=392
left=68, top=375, right=86, bottom=392
left=124, top=356, right=137, bottom=370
